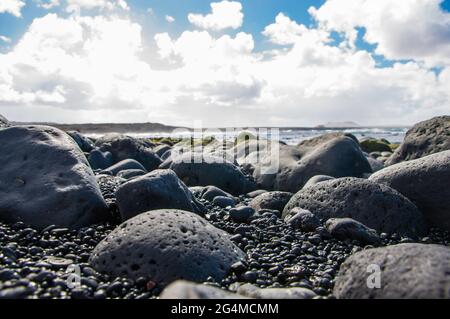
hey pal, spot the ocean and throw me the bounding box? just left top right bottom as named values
left=88, top=127, right=408, bottom=145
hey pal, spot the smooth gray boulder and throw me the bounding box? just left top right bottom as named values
left=283, top=177, right=426, bottom=237
left=169, top=153, right=257, bottom=195
left=88, top=149, right=114, bottom=170
left=237, top=283, right=317, bottom=299
left=97, top=135, right=161, bottom=171
left=303, top=175, right=335, bottom=188
left=153, top=144, right=172, bottom=158
left=249, top=191, right=293, bottom=213
left=386, top=116, right=450, bottom=165
left=334, top=244, right=450, bottom=299
left=229, top=206, right=255, bottom=223
left=370, top=151, right=450, bottom=231
left=115, top=169, right=205, bottom=221
left=160, top=281, right=247, bottom=299
left=325, top=218, right=381, bottom=245
left=67, top=131, right=94, bottom=152
left=297, top=132, right=358, bottom=147
left=253, top=137, right=372, bottom=193
left=101, top=159, right=146, bottom=176
left=89, top=210, right=245, bottom=286
left=0, top=126, right=109, bottom=230
left=201, top=185, right=234, bottom=202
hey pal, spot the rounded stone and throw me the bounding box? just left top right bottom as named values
left=101, top=159, right=146, bottom=176
left=89, top=210, right=245, bottom=287
left=334, top=243, right=450, bottom=299
left=370, top=150, right=450, bottom=231
left=386, top=116, right=450, bottom=165
left=249, top=191, right=293, bottom=212
left=0, top=125, right=109, bottom=230
left=283, top=177, right=426, bottom=237
left=115, top=169, right=205, bottom=221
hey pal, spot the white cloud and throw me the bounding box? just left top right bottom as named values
left=0, top=36, right=12, bottom=43
left=0, top=2, right=449, bottom=127
left=188, top=1, right=244, bottom=31
left=165, top=15, right=175, bottom=23
left=0, top=0, right=25, bottom=17
left=66, top=0, right=129, bottom=13
left=37, top=0, right=61, bottom=10
left=310, top=0, right=450, bottom=66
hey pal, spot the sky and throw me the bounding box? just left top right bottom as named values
left=0, top=0, right=450, bottom=127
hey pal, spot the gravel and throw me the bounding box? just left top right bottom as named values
left=1, top=177, right=449, bottom=299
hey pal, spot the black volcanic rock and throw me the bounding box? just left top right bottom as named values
left=89, top=210, right=245, bottom=286
left=283, top=177, right=426, bottom=237
left=386, top=116, right=450, bottom=165
left=0, top=126, right=109, bottom=230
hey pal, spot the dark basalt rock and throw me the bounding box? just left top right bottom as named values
left=325, top=218, right=381, bottom=245
left=88, top=149, right=114, bottom=170
left=116, top=169, right=146, bottom=180
left=168, top=153, right=257, bottom=196
left=101, top=159, right=146, bottom=176
left=89, top=210, right=245, bottom=286
left=334, top=244, right=450, bottom=299
left=67, top=131, right=94, bottom=152
left=115, top=169, right=205, bottom=221
left=283, top=177, right=427, bottom=237
left=97, top=135, right=161, bottom=172
left=370, top=150, right=450, bottom=231
left=386, top=116, right=450, bottom=165
left=0, top=126, right=109, bottom=230
left=250, top=191, right=293, bottom=213
left=160, top=280, right=246, bottom=299
left=0, top=114, right=10, bottom=128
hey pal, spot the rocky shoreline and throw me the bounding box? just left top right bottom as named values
left=0, top=115, right=449, bottom=299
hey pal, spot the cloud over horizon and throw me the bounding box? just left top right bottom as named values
left=0, top=0, right=449, bottom=127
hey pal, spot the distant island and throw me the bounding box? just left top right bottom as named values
left=316, top=121, right=361, bottom=128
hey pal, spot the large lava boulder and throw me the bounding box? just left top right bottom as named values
left=115, top=169, right=205, bottom=221
left=0, top=126, right=109, bottom=230
left=283, top=177, right=426, bottom=237
left=89, top=210, right=245, bottom=286
left=168, top=153, right=257, bottom=195
left=253, top=137, right=372, bottom=193
left=334, top=244, right=450, bottom=299
left=97, top=135, right=161, bottom=171
left=386, top=116, right=450, bottom=165
left=370, top=151, right=450, bottom=231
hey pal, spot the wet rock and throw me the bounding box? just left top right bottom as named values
left=101, top=159, right=146, bottom=176
left=370, top=150, right=450, bottom=231
left=88, top=149, right=114, bottom=170
left=168, top=153, right=257, bottom=195
left=89, top=210, right=245, bottom=286
left=97, top=135, right=161, bottom=172
left=325, top=218, right=381, bottom=245
left=115, top=170, right=205, bottom=221
left=253, top=137, right=372, bottom=193
left=283, top=177, right=426, bottom=237
left=334, top=244, right=450, bottom=299
left=0, top=114, right=9, bottom=128
left=67, top=131, right=94, bottom=152
left=201, top=186, right=234, bottom=202
left=250, top=191, right=293, bottom=213
left=386, top=116, right=450, bottom=165
left=0, top=126, right=109, bottom=230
